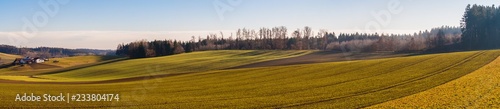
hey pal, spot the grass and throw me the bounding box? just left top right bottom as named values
left=0, top=50, right=497, bottom=108
left=38, top=50, right=312, bottom=81
left=368, top=54, right=500, bottom=108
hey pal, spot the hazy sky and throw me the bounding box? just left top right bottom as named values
left=0, top=0, right=498, bottom=49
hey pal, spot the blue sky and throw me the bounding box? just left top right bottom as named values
left=0, top=0, right=498, bottom=49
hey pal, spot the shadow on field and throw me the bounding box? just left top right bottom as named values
left=231, top=51, right=414, bottom=69
left=35, top=56, right=128, bottom=75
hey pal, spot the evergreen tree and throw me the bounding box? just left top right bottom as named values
left=436, top=29, right=446, bottom=48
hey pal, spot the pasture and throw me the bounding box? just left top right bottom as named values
left=0, top=50, right=497, bottom=108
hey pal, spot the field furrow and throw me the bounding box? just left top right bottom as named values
left=282, top=51, right=486, bottom=108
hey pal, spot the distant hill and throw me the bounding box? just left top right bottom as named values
left=0, top=44, right=115, bottom=58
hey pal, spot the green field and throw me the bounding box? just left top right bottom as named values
left=0, top=50, right=498, bottom=108
left=369, top=55, right=500, bottom=108
left=37, top=50, right=312, bottom=81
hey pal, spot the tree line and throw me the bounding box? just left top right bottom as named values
left=461, top=4, right=500, bottom=50
left=116, top=26, right=461, bottom=58
left=116, top=40, right=189, bottom=58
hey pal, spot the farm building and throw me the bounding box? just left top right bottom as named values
left=12, top=57, right=48, bottom=65
left=33, top=57, right=48, bottom=63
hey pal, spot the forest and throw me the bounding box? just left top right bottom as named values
left=461, top=4, right=500, bottom=50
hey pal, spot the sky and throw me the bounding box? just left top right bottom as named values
left=0, top=0, right=498, bottom=49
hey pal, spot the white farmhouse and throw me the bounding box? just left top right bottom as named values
left=35, top=59, right=45, bottom=63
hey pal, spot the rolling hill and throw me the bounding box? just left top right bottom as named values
left=38, top=50, right=312, bottom=81
left=0, top=50, right=497, bottom=108
left=0, top=55, right=122, bottom=76
left=0, top=53, right=21, bottom=66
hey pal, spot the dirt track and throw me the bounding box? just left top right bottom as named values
left=0, top=51, right=410, bottom=84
